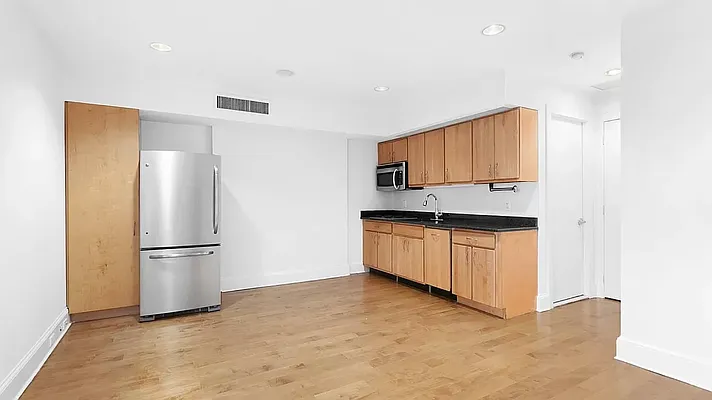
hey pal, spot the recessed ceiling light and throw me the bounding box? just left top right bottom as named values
left=276, top=69, right=295, bottom=77
left=149, top=42, right=172, bottom=52
left=569, top=52, right=585, bottom=60
left=374, top=86, right=390, bottom=92
left=605, top=68, right=622, bottom=76
left=481, top=24, right=505, bottom=36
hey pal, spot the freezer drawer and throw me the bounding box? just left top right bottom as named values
left=140, top=246, right=221, bottom=317
left=140, top=151, right=221, bottom=249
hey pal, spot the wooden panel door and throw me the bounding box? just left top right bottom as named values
left=424, top=129, right=445, bottom=184
left=444, top=122, right=473, bottom=183
left=407, top=134, right=426, bottom=186
left=452, top=244, right=472, bottom=299
left=472, top=247, right=496, bottom=307
left=405, top=238, right=425, bottom=283
left=392, top=138, right=408, bottom=162
left=425, top=229, right=451, bottom=290
left=363, top=230, right=378, bottom=268
left=473, top=116, right=495, bottom=181
left=66, top=102, right=139, bottom=314
left=494, top=109, right=520, bottom=180
left=378, top=141, right=393, bottom=165
left=376, top=233, right=392, bottom=272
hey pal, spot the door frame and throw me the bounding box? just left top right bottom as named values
left=542, top=110, right=593, bottom=310
left=602, top=118, right=622, bottom=300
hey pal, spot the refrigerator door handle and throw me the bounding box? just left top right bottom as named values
left=149, top=250, right=215, bottom=260
left=213, top=166, right=219, bottom=234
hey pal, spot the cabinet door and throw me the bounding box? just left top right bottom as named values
left=444, top=122, right=473, bottom=183
left=424, top=129, right=445, bottom=184
left=363, top=230, right=378, bottom=268
left=66, top=102, right=139, bottom=314
left=472, top=247, right=496, bottom=307
left=392, top=138, right=408, bottom=162
left=377, top=233, right=392, bottom=272
left=494, top=109, right=520, bottom=180
left=425, top=229, right=451, bottom=290
left=406, top=238, right=425, bottom=283
left=473, top=116, right=496, bottom=181
left=393, top=235, right=408, bottom=277
left=407, top=134, right=426, bottom=186
left=452, top=244, right=472, bottom=299
left=378, top=141, right=393, bottom=165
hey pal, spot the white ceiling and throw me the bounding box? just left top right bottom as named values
left=20, top=0, right=641, bottom=135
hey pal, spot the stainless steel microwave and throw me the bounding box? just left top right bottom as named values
left=376, top=162, right=407, bottom=191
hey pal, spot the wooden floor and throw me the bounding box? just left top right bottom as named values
left=23, top=274, right=710, bottom=399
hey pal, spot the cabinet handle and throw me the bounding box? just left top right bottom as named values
left=445, top=169, right=449, bottom=181
left=420, top=171, right=424, bottom=181
left=133, top=221, right=136, bottom=237
left=495, top=162, right=499, bottom=176
left=488, top=164, right=492, bottom=178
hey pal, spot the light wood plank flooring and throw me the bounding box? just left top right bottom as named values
left=23, top=274, right=710, bottom=399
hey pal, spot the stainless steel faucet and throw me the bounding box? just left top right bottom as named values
left=423, top=193, right=443, bottom=221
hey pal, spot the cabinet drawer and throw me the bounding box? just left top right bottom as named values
left=452, top=230, right=495, bottom=249
left=363, top=220, right=392, bottom=233
left=393, top=223, right=424, bottom=239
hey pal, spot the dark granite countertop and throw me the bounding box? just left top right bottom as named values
left=360, top=210, right=537, bottom=232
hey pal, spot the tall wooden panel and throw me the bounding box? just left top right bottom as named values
left=424, top=129, right=445, bottom=184
left=473, top=116, right=495, bottom=181
left=66, top=102, right=139, bottom=314
left=444, top=122, right=473, bottom=183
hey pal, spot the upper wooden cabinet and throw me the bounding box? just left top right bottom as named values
left=377, top=141, right=392, bottom=165
left=65, top=102, right=140, bottom=315
left=392, top=138, right=408, bottom=162
left=377, top=106, right=537, bottom=186
left=444, top=122, right=473, bottom=183
left=424, top=129, right=445, bottom=185
left=473, top=116, right=495, bottom=181
left=424, top=228, right=451, bottom=291
left=492, top=108, right=538, bottom=182
left=407, top=134, right=426, bottom=186
left=377, top=138, right=408, bottom=165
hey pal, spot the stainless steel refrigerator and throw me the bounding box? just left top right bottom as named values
left=139, top=151, right=221, bottom=321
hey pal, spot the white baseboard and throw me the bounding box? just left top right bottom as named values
left=616, top=336, right=712, bottom=392
left=0, top=308, right=71, bottom=400
left=349, top=263, right=366, bottom=274
left=536, top=293, right=552, bottom=312
left=221, top=268, right=351, bottom=292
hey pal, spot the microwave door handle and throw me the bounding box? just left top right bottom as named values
left=392, top=169, right=398, bottom=190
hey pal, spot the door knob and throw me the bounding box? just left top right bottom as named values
left=577, top=218, right=587, bottom=226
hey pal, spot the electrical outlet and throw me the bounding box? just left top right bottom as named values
left=505, top=201, right=512, bottom=211
left=402, top=200, right=407, bottom=209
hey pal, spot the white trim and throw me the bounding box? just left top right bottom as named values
left=553, top=294, right=588, bottom=308
left=616, top=336, right=712, bottom=392
left=536, top=294, right=552, bottom=312
left=349, top=263, right=367, bottom=274
left=0, top=308, right=71, bottom=400
left=221, top=270, right=351, bottom=292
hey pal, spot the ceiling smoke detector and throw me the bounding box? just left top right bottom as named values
left=482, top=24, right=506, bottom=36
left=276, top=69, right=295, bottom=77
left=569, top=52, right=585, bottom=60
left=374, top=86, right=390, bottom=92
left=149, top=42, right=172, bottom=52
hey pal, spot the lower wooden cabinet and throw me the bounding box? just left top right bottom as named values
left=393, top=235, right=424, bottom=283
left=452, top=229, right=537, bottom=319
left=363, top=226, right=392, bottom=273
left=363, top=230, right=378, bottom=268
left=424, top=228, right=451, bottom=290
left=376, top=233, right=392, bottom=272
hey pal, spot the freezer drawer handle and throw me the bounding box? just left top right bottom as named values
left=149, top=251, right=215, bottom=260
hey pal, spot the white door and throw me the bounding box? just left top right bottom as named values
left=603, top=119, right=621, bottom=300
left=549, top=116, right=586, bottom=303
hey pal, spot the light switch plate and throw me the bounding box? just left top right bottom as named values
left=505, top=201, right=512, bottom=211
left=402, top=200, right=407, bottom=209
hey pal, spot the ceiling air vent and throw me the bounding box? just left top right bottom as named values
left=216, top=95, right=269, bottom=115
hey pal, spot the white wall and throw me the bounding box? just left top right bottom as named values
left=140, top=120, right=213, bottom=153
left=0, top=2, right=68, bottom=398
left=617, top=0, right=712, bottom=391
left=347, top=139, right=390, bottom=273
left=213, top=121, right=350, bottom=291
